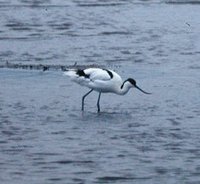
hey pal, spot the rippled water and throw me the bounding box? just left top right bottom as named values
left=1, top=0, right=200, bottom=184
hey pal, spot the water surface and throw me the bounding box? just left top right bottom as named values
left=0, top=0, right=200, bottom=183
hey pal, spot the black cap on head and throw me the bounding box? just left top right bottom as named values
left=128, top=78, right=151, bottom=94
left=127, top=78, right=136, bottom=86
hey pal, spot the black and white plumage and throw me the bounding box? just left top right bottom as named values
left=64, top=68, right=151, bottom=112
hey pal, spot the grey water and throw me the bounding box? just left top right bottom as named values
left=1, top=0, right=200, bottom=183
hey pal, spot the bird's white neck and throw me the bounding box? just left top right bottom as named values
left=116, top=81, right=133, bottom=95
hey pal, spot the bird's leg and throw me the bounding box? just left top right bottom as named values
left=97, top=92, right=101, bottom=113
left=82, top=89, right=93, bottom=111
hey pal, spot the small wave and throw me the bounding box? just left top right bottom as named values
left=165, top=0, right=200, bottom=4
left=48, top=22, right=72, bottom=30
left=96, top=176, right=152, bottom=182
left=100, top=31, right=132, bottom=36
left=52, top=160, right=94, bottom=165
left=76, top=2, right=125, bottom=7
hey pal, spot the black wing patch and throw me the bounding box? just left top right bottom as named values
left=76, top=69, right=90, bottom=78
left=103, top=69, right=113, bottom=79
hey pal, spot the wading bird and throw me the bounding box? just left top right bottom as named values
left=64, top=68, right=151, bottom=112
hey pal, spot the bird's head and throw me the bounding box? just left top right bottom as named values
left=127, top=78, right=151, bottom=94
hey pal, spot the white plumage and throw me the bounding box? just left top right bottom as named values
left=64, top=68, right=151, bottom=112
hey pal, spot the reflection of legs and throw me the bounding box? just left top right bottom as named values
left=82, top=89, right=93, bottom=111
left=97, top=92, right=101, bottom=113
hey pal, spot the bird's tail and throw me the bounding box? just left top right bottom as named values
left=64, top=69, right=89, bottom=87
left=63, top=69, right=78, bottom=78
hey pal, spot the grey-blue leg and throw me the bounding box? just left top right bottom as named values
left=97, top=92, right=101, bottom=112
left=82, top=89, right=93, bottom=111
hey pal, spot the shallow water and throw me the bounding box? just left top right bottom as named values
left=1, top=0, right=200, bottom=184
